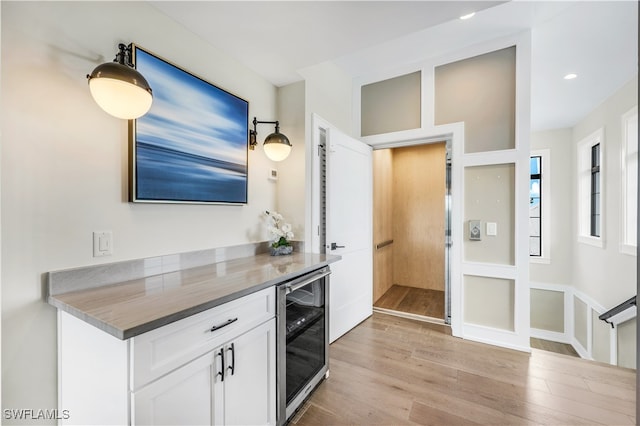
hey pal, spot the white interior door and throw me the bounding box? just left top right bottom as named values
left=312, top=116, right=373, bottom=343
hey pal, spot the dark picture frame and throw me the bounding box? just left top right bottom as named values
left=129, top=45, right=249, bottom=204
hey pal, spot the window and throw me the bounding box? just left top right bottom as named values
left=529, top=156, right=542, bottom=256
left=621, top=106, right=637, bottom=254
left=577, top=129, right=604, bottom=247
left=590, top=143, right=601, bottom=237
left=530, top=150, right=550, bottom=262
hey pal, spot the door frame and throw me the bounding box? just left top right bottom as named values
left=361, top=124, right=465, bottom=339
left=371, top=138, right=452, bottom=325
left=307, top=113, right=330, bottom=255
left=308, top=112, right=465, bottom=338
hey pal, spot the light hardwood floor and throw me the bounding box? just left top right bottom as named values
left=374, top=285, right=444, bottom=320
left=292, top=312, right=635, bottom=425
left=531, top=337, right=580, bottom=358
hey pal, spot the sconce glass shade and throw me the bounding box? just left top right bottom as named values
left=263, top=132, right=292, bottom=161
left=87, top=61, right=153, bottom=119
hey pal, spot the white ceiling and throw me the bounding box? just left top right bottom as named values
left=150, top=1, right=638, bottom=132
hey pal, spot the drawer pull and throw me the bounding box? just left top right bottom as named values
left=209, top=317, right=238, bottom=332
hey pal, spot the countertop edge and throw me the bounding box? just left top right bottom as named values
left=49, top=297, right=126, bottom=340
left=50, top=253, right=340, bottom=340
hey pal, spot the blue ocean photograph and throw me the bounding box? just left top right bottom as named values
left=132, top=47, right=248, bottom=203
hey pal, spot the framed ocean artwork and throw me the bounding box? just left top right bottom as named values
left=129, top=45, right=249, bottom=204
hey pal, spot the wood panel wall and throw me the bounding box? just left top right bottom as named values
left=373, top=149, right=394, bottom=303
left=392, top=143, right=446, bottom=291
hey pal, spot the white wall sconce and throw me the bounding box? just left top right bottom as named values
left=86, top=43, right=153, bottom=119
left=249, top=117, right=292, bottom=162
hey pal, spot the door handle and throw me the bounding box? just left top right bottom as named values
left=227, top=343, right=235, bottom=376
left=330, top=242, right=345, bottom=250
left=216, top=348, right=225, bottom=382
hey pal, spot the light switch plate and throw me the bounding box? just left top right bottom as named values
left=93, top=231, right=113, bottom=257
left=486, top=222, right=497, bottom=236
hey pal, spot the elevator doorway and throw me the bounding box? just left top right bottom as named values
left=372, top=141, right=451, bottom=324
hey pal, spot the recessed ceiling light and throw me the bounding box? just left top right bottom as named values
left=459, top=12, right=475, bottom=20
left=564, top=73, right=578, bottom=80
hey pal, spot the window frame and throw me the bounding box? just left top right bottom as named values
left=577, top=128, right=604, bottom=248
left=590, top=143, right=601, bottom=237
left=530, top=149, right=551, bottom=263
left=620, top=105, right=637, bottom=255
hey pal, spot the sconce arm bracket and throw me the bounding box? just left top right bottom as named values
left=250, top=117, right=281, bottom=150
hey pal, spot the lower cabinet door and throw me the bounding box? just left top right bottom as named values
left=133, top=352, right=218, bottom=425
left=132, top=319, right=276, bottom=426
left=223, top=319, right=276, bottom=426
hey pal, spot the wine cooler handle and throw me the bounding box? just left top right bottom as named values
left=286, top=269, right=331, bottom=294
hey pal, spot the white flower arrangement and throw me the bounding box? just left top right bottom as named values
left=265, top=210, right=294, bottom=248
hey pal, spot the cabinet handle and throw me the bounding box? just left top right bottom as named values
left=227, top=343, right=235, bottom=376
left=216, top=348, right=225, bottom=382
left=209, top=317, right=238, bottom=332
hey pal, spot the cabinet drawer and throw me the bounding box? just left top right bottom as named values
left=131, top=286, right=275, bottom=389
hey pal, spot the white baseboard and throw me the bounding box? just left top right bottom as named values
left=571, top=337, right=593, bottom=360
left=463, top=323, right=531, bottom=353
left=530, top=328, right=571, bottom=344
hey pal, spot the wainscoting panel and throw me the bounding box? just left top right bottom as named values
left=530, top=288, right=564, bottom=333
left=530, top=281, right=635, bottom=368
left=617, top=318, right=637, bottom=369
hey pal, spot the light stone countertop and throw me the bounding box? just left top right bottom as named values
left=48, top=252, right=339, bottom=340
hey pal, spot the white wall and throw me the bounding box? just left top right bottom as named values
left=1, top=1, right=279, bottom=419
left=276, top=82, right=306, bottom=239
left=530, top=128, right=573, bottom=286
left=572, top=76, right=637, bottom=309
left=299, top=61, right=353, bottom=136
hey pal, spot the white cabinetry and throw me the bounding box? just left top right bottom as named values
left=58, top=287, right=276, bottom=426
left=133, top=353, right=216, bottom=425
left=133, top=320, right=276, bottom=425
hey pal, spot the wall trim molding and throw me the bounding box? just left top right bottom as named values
left=529, top=281, right=635, bottom=366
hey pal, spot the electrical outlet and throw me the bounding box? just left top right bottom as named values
left=93, top=231, right=113, bottom=257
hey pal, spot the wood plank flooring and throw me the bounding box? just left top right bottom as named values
left=374, top=285, right=444, bottom=320
left=531, top=337, right=580, bottom=358
left=292, top=313, right=636, bottom=425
